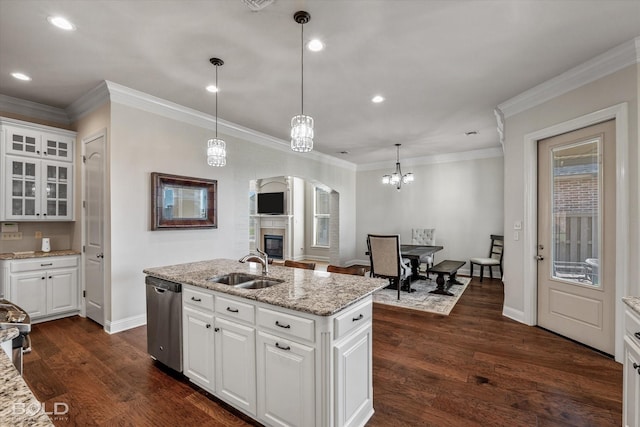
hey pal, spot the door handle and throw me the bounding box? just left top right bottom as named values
left=535, top=255, right=544, bottom=261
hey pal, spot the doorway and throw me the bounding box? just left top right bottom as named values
left=537, top=120, right=615, bottom=355
left=83, top=131, right=106, bottom=326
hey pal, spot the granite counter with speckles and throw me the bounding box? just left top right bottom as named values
left=0, top=249, right=80, bottom=260
left=144, top=259, right=387, bottom=316
left=0, top=328, right=53, bottom=426
left=623, top=296, right=640, bottom=315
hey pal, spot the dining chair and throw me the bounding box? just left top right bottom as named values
left=367, top=234, right=411, bottom=300
left=469, top=235, right=504, bottom=282
left=283, top=260, right=316, bottom=270
left=411, top=228, right=436, bottom=277
left=326, top=265, right=366, bottom=276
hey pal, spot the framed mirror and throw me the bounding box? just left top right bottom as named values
left=151, top=172, right=218, bottom=230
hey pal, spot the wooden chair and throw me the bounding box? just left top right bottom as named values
left=469, top=235, right=504, bottom=282
left=411, top=228, right=436, bottom=277
left=283, top=260, right=316, bottom=270
left=367, top=234, right=411, bottom=300
left=326, top=265, right=366, bottom=276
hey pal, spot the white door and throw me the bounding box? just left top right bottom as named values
left=537, top=120, right=616, bottom=354
left=83, top=133, right=105, bottom=325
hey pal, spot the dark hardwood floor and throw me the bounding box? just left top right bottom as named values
left=22, top=277, right=622, bottom=426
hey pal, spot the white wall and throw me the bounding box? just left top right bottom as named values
left=354, top=154, right=504, bottom=274
left=107, top=102, right=358, bottom=326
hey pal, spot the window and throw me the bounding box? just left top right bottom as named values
left=248, top=190, right=257, bottom=246
left=314, top=187, right=330, bottom=247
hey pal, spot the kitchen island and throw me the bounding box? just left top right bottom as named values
left=144, top=258, right=386, bottom=427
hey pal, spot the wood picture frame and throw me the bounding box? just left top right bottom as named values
left=151, top=172, right=218, bottom=230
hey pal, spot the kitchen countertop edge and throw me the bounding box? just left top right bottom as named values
left=0, top=250, right=81, bottom=260
left=623, top=296, right=640, bottom=315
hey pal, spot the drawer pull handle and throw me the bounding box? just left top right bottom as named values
left=40, top=263, right=53, bottom=267
left=275, top=321, right=291, bottom=329
left=191, top=296, right=202, bottom=302
left=353, top=314, right=364, bottom=322
left=634, top=332, right=640, bottom=340
left=275, top=342, right=291, bottom=351
left=226, top=307, right=239, bottom=313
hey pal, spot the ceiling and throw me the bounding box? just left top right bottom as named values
left=0, top=0, right=638, bottom=165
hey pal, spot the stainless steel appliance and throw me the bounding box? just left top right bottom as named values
left=0, top=300, right=31, bottom=375
left=145, top=276, right=182, bottom=372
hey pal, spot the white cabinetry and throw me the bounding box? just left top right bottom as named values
left=181, top=283, right=374, bottom=427
left=0, top=118, right=75, bottom=221
left=1, top=256, right=80, bottom=322
left=624, top=305, right=640, bottom=427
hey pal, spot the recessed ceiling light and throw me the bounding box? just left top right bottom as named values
left=11, top=72, right=31, bottom=81
left=465, top=130, right=479, bottom=136
left=206, top=85, right=218, bottom=93
left=307, top=39, right=324, bottom=52
left=371, top=95, right=385, bottom=103
left=47, top=16, right=76, bottom=31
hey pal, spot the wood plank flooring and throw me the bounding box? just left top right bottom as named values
left=21, top=277, right=622, bottom=426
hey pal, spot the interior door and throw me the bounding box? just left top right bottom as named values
left=537, top=120, right=615, bottom=355
left=84, top=133, right=105, bottom=325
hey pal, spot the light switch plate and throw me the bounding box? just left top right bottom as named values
left=1, top=223, right=19, bottom=233
left=513, top=221, right=522, bottom=230
left=1, top=232, right=23, bottom=241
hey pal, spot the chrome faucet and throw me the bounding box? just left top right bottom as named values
left=239, top=248, right=269, bottom=275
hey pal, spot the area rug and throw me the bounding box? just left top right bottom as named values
left=373, top=276, right=471, bottom=315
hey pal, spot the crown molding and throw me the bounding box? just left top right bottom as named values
left=498, top=36, right=640, bottom=118
left=357, top=146, right=503, bottom=172
left=102, top=81, right=357, bottom=171
left=66, top=81, right=110, bottom=122
left=0, top=93, right=71, bottom=125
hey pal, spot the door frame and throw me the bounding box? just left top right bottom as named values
left=522, top=103, right=629, bottom=362
left=81, top=129, right=108, bottom=326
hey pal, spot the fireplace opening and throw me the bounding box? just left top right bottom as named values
left=264, top=234, right=284, bottom=259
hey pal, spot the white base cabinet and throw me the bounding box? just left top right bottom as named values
left=181, top=284, right=374, bottom=427
left=0, top=256, right=80, bottom=322
left=624, top=305, right=640, bottom=427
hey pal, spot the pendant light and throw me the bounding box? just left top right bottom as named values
left=382, top=144, right=414, bottom=191
left=290, top=10, right=314, bottom=153
left=207, top=57, right=226, bottom=167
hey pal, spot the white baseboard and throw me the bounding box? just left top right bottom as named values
left=502, top=306, right=527, bottom=324
left=105, top=314, right=146, bottom=334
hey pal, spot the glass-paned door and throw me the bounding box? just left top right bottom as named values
left=44, top=162, right=72, bottom=219
left=6, top=127, right=41, bottom=158
left=6, top=156, right=40, bottom=218
left=42, top=133, right=74, bottom=161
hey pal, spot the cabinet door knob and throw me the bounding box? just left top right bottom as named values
left=214, top=327, right=220, bottom=332
left=634, top=332, right=640, bottom=340
left=41, top=277, right=45, bottom=280
left=205, top=324, right=211, bottom=329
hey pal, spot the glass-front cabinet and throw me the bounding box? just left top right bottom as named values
left=1, top=118, right=75, bottom=221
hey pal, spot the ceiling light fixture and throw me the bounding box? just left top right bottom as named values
left=307, top=39, right=324, bottom=52
left=241, top=0, right=274, bottom=11
left=382, top=144, right=414, bottom=191
left=371, top=95, right=385, bottom=103
left=47, top=16, right=76, bottom=31
left=11, top=72, right=31, bottom=81
left=207, top=57, right=226, bottom=167
left=290, top=10, right=314, bottom=153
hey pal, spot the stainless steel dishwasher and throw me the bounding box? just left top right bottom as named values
left=146, top=276, right=182, bottom=372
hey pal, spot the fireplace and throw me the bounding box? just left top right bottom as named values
left=264, top=234, right=284, bottom=259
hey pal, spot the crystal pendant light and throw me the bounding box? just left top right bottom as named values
left=290, top=11, right=314, bottom=153
left=207, top=57, right=226, bottom=167
left=382, top=144, right=414, bottom=191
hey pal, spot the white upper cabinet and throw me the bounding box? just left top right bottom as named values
left=0, top=118, right=76, bottom=221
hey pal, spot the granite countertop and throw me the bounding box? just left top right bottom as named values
left=144, top=259, right=387, bottom=316
left=0, top=249, right=80, bottom=260
left=623, top=296, right=640, bottom=315
left=0, top=329, right=53, bottom=426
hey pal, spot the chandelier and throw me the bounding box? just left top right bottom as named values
left=382, top=144, right=414, bottom=190
left=207, top=57, right=226, bottom=167
left=290, top=11, right=314, bottom=153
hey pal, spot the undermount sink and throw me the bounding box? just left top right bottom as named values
left=234, top=278, right=284, bottom=289
left=208, top=273, right=284, bottom=289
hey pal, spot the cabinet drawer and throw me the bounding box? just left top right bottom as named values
left=184, top=287, right=214, bottom=312
left=11, top=256, right=78, bottom=273
left=215, top=295, right=255, bottom=324
left=625, top=307, right=640, bottom=347
left=334, top=300, right=372, bottom=340
left=258, top=307, right=314, bottom=343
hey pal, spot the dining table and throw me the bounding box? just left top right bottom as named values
left=400, top=244, right=444, bottom=282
